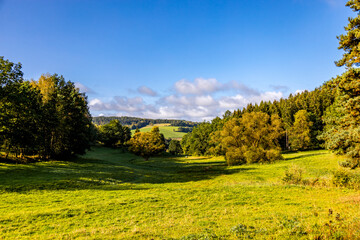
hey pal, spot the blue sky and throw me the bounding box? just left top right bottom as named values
left=0, top=0, right=352, bottom=121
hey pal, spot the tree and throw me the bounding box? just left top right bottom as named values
left=321, top=0, right=360, bottom=168
left=168, top=139, right=183, bottom=155
left=128, top=126, right=166, bottom=160
left=181, top=122, right=213, bottom=156
left=289, top=110, right=313, bottom=151
left=98, top=120, right=131, bottom=147
left=322, top=69, right=360, bottom=168
left=336, top=0, right=360, bottom=68
left=0, top=57, right=43, bottom=158
left=31, top=74, right=94, bottom=159
left=220, top=112, right=283, bottom=166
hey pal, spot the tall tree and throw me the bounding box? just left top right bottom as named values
left=0, top=57, right=42, bottom=158
left=322, top=69, right=360, bottom=167
left=322, top=0, right=360, bottom=168
left=31, top=74, right=94, bottom=159
left=336, top=0, right=360, bottom=67
left=289, top=110, right=313, bottom=151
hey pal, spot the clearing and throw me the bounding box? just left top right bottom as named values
left=131, top=123, right=187, bottom=139
left=0, top=148, right=359, bottom=239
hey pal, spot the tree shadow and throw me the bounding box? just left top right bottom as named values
left=0, top=147, right=248, bottom=192
left=284, top=152, right=327, bottom=161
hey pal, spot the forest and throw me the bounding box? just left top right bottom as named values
left=92, top=116, right=198, bottom=130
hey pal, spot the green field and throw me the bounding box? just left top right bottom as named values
left=1, top=148, right=360, bottom=239
left=131, top=124, right=187, bottom=139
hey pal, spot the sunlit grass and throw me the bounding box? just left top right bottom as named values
left=131, top=124, right=187, bottom=139
left=0, top=148, right=359, bottom=239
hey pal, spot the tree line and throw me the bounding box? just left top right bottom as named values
left=181, top=0, right=360, bottom=167
left=1, top=0, right=359, bottom=167
left=0, top=58, right=95, bottom=160
left=180, top=84, right=335, bottom=165
left=93, top=116, right=198, bottom=130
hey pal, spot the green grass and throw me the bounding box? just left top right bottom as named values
left=1, top=148, right=360, bottom=239
left=131, top=124, right=187, bottom=139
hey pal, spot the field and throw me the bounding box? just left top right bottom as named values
left=131, top=124, right=187, bottom=139
left=1, top=148, right=360, bottom=239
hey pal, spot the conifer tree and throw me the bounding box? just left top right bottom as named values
left=322, top=0, right=360, bottom=168
left=336, top=0, right=360, bottom=67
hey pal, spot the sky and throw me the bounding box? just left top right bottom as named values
left=0, top=0, right=353, bottom=121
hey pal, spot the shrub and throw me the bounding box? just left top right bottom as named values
left=225, top=148, right=246, bottom=166
left=282, top=165, right=304, bottom=184
left=332, top=168, right=352, bottom=187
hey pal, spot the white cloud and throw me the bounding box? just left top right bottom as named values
left=174, top=78, right=260, bottom=96
left=89, top=98, right=103, bottom=108
left=195, top=95, right=216, bottom=106
left=89, top=79, right=284, bottom=121
left=137, top=86, right=157, bottom=96
left=75, top=82, right=95, bottom=94
left=294, top=89, right=305, bottom=95
left=89, top=96, right=153, bottom=113
left=174, top=78, right=222, bottom=95
left=219, top=95, right=248, bottom=109
left=219, top=91, right=283, bottom=113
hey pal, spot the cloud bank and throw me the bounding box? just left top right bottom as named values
left=89, top=78, right=285, bottom=121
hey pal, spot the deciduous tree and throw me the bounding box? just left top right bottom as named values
left=289, top=110, right=313, bottom=151
left=128, top=126, right=166, bottom=160
left=98, top=120, right=131, bottom=147
left=220, top=112, right=283, bottom=165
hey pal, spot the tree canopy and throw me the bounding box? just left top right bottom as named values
left=220, top=112, right=283, bottom=165
left=336, top=0, right=360, bottom=67
left=321, top=0, right=360, bottom=168
left=0, top=58, right=94, bottom=160
left=128, top=126, right=166, bottom=160
left=289, top=110, right=313, bottom=151
left=97, top=120, right=131, bottom=147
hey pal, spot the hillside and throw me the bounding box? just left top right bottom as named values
left=130, top=124, right=187, bottom=139
left=92, top=116, right=198, bottom=130
left=1, top=148, right=359, bottom=239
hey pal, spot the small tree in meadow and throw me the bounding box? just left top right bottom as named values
left=128, top=126, right=166, bottom=160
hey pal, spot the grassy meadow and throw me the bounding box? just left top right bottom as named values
left=1, top=148, right=360, bottom=239
left=131, top=124, right=187, bottom=139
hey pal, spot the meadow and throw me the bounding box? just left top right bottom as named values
left=131, top=124, right=187, bottom=139
left=1, top=147, right=360, bottom=239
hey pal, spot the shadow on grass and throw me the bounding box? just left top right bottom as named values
left=284, top=152, right=327, bottom=161
left=0, top=147, right=247, bottom=192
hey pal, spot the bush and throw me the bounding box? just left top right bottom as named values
left=332, top=168, right=352, bottom=187
left=225, top=148, right=246, bottom=166
left=282, top=165, right=304, bottom=184
left=244, top=147, right=267, bottom=164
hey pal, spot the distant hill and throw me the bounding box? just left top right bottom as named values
left=130, top=124, right=187, bottom=139
left=92, top=116, right=199, bottom=130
